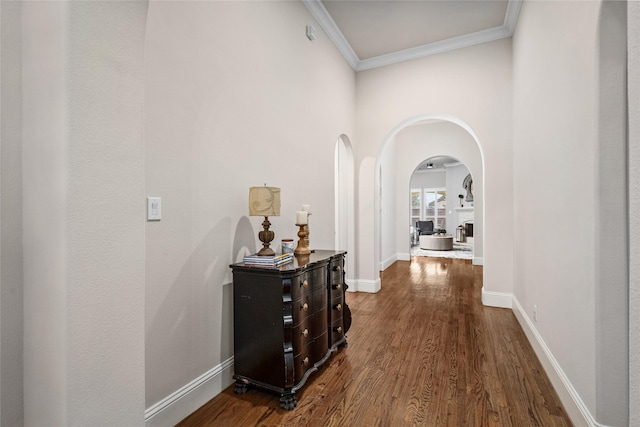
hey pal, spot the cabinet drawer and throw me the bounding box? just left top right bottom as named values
left=292, top=296, right=313, bottom=325
left=291, top=319, right=313, bottom=353
left=294, top=347, right=312, bottom=381
left=310, top=331, right=328, bottom=364
left=329, top=318, right=345, bottom=343
left=328, top=259, right=344, bottom=282
left=330, top=301, right=345, bottom=321
left=312, top=286, right=326, bottom=313
left=293, top=332, right=329, bottom=381
left=289, top=275, right=311, bottom=303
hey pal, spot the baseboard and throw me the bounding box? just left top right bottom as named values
left=145, top=357, right=235, bottom=427
left=511, top=298, right=606, bottom=427
left=481, top=287, right=512, bottom=308
left=350, top=278, right=381, bottom=293
left=397, top=252, right=410, bottom=262
left=380, top=253, right=398, bottom=270
left=473, top=256, right=484, bottom=265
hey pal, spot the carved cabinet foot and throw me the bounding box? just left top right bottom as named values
left=234, top=381, right=248, bottom=395
left=279, top=393, right=297, bottom=410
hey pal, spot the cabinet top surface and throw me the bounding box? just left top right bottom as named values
left=230, top=250, right=346, bottom=273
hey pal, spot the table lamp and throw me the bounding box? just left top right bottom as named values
left=249, top=185, right=281, bottom=256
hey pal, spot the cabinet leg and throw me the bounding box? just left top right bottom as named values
left=234, top=381, right=248, bottom=395
left=279, top=393, right=297, bottom=410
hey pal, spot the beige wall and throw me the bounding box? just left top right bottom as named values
left=513, top=1, right=628, bottom=424
left=629, top=2, right=639, bottom=425
left=354, top=38, right=514, bottom=300
left=1, top=1, right=24, bottom=425
left=143, top=0, right=355, bottom=419
left=1, top=1, right=636, bottom=426
left=21, top=1, right=148, bottom=425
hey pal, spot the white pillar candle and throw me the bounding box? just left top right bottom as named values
left=302, top=204, right=311, bottom=212
left=296, top=211, right=308, bottom=225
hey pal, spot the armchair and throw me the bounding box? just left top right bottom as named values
left=416, top=220, right=435, bottom=236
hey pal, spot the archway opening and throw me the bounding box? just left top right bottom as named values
left=335, top=134, right=356, bottom=284
left=409, top=156, right=475, bottom=261
left=375, top=115, right=484, bottom=281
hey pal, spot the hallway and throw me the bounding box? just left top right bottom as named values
left=178, top=257, right=571, bottom=426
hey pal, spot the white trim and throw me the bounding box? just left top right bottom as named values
left=301, top=0, right=359, bottom=69
left=481, top=287, right=511, bottom=308
left=511, top=298, right=608, bottom=427
left=303, top=0, right=522, bottom=72
left=473, top=256, right=484, bottom=266
left=145, top=357, right=235, bottom=427
left=357, top=26, right=511, bottom=71
left=380, top=253, right=398, bottom=271
left=397, top=252, right=411, bottom=262
left=504, top=0, right=523, bottom=32
left=351, top=278, right=381, bottom=293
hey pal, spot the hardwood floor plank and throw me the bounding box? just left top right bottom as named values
left=177, top=257, right=572, bottom=427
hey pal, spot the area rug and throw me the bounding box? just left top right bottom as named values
left=410, top=243, right=473, bottom=260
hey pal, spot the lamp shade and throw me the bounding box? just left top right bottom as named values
left=249, top=186, right=281, bottom=216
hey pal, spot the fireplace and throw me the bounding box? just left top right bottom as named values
left=464, top=222, right=474, bottom=238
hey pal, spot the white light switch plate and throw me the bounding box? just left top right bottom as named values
left=147, top=197, right=161, bottom=220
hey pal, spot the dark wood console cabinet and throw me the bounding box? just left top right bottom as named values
left=230, top=250, right=351, bottom=409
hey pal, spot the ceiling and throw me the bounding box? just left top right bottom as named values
left=416, top=156, right=459, bottom=171
left=303, top=0, right=522, bottom=71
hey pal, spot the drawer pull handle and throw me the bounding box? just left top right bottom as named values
left=333, top=266, right=341, bottom=273
left=302, top=280, right=309, bottom=289
left=335, top=303, right=342, bottom=312
left=335, top=326, right=343, bottom=333
left=302, top=328, right=309, bottom=338
left=332, top=283, right=342, bottom=290
left=303, top=357, right=310, bottom=366
left=302, top=302, right=309, bottom=312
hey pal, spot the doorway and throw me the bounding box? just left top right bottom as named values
left=335, top=135, right=355, bottom=283
left=409, top=156, right=474, bottom=260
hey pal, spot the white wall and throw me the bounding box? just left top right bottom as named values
left=630, top=3, right=640, bottom=425
left=21, top=1, right=148, bottom=425
left=355, top=38, right=513, bottom=300
left=410, top=169, right=446, bottom=189
left=0, top=2, right=24, bottom=425
left=380, top=141, right=397, bottom=269
left=445, top=163, right=473, bottom=234
left=144, top=1, right=355, bottom=422
left=512, top=0, right=627, bottom=424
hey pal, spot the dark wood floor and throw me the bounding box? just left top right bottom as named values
left=177, top=257, right=572, bottom=426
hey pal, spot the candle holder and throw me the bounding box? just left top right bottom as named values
left=294, top=224, right=311, bottom=255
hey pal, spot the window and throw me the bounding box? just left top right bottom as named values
left=423, top=188, right=446, bottom=230
left=410, top=189, right=421, bottom=226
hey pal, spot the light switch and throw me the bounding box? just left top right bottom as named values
left=147, top=197, right=161, bottom=221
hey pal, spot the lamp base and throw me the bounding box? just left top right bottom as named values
left=257, top=247, right=275, bottom=256
left=257, top=216, right=275, bottom=256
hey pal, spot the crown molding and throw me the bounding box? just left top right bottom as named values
left=504, top=0, right=523, bottom=33
left=302, top=0, right=359, bottom=70
left=302, top=0, right=522, bottom=72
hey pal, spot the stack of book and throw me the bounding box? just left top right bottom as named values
left=243, top=252, right=294, bottom=267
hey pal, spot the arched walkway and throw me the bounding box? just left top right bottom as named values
left=374, top=114, right=485, bottom=289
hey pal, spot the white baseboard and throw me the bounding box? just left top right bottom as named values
left=397, top=252, right=410, bottom=262
left=380, top=253, right=398, bottom=270
left=350, top=278, right=381, bottom=293
left=481, top=287, right=512, bottom=308
left=145, top=357, right=235, bottom=427
left=511, top=298, right=606, bottom=427
left=473, top=256, right=484, bottom=265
